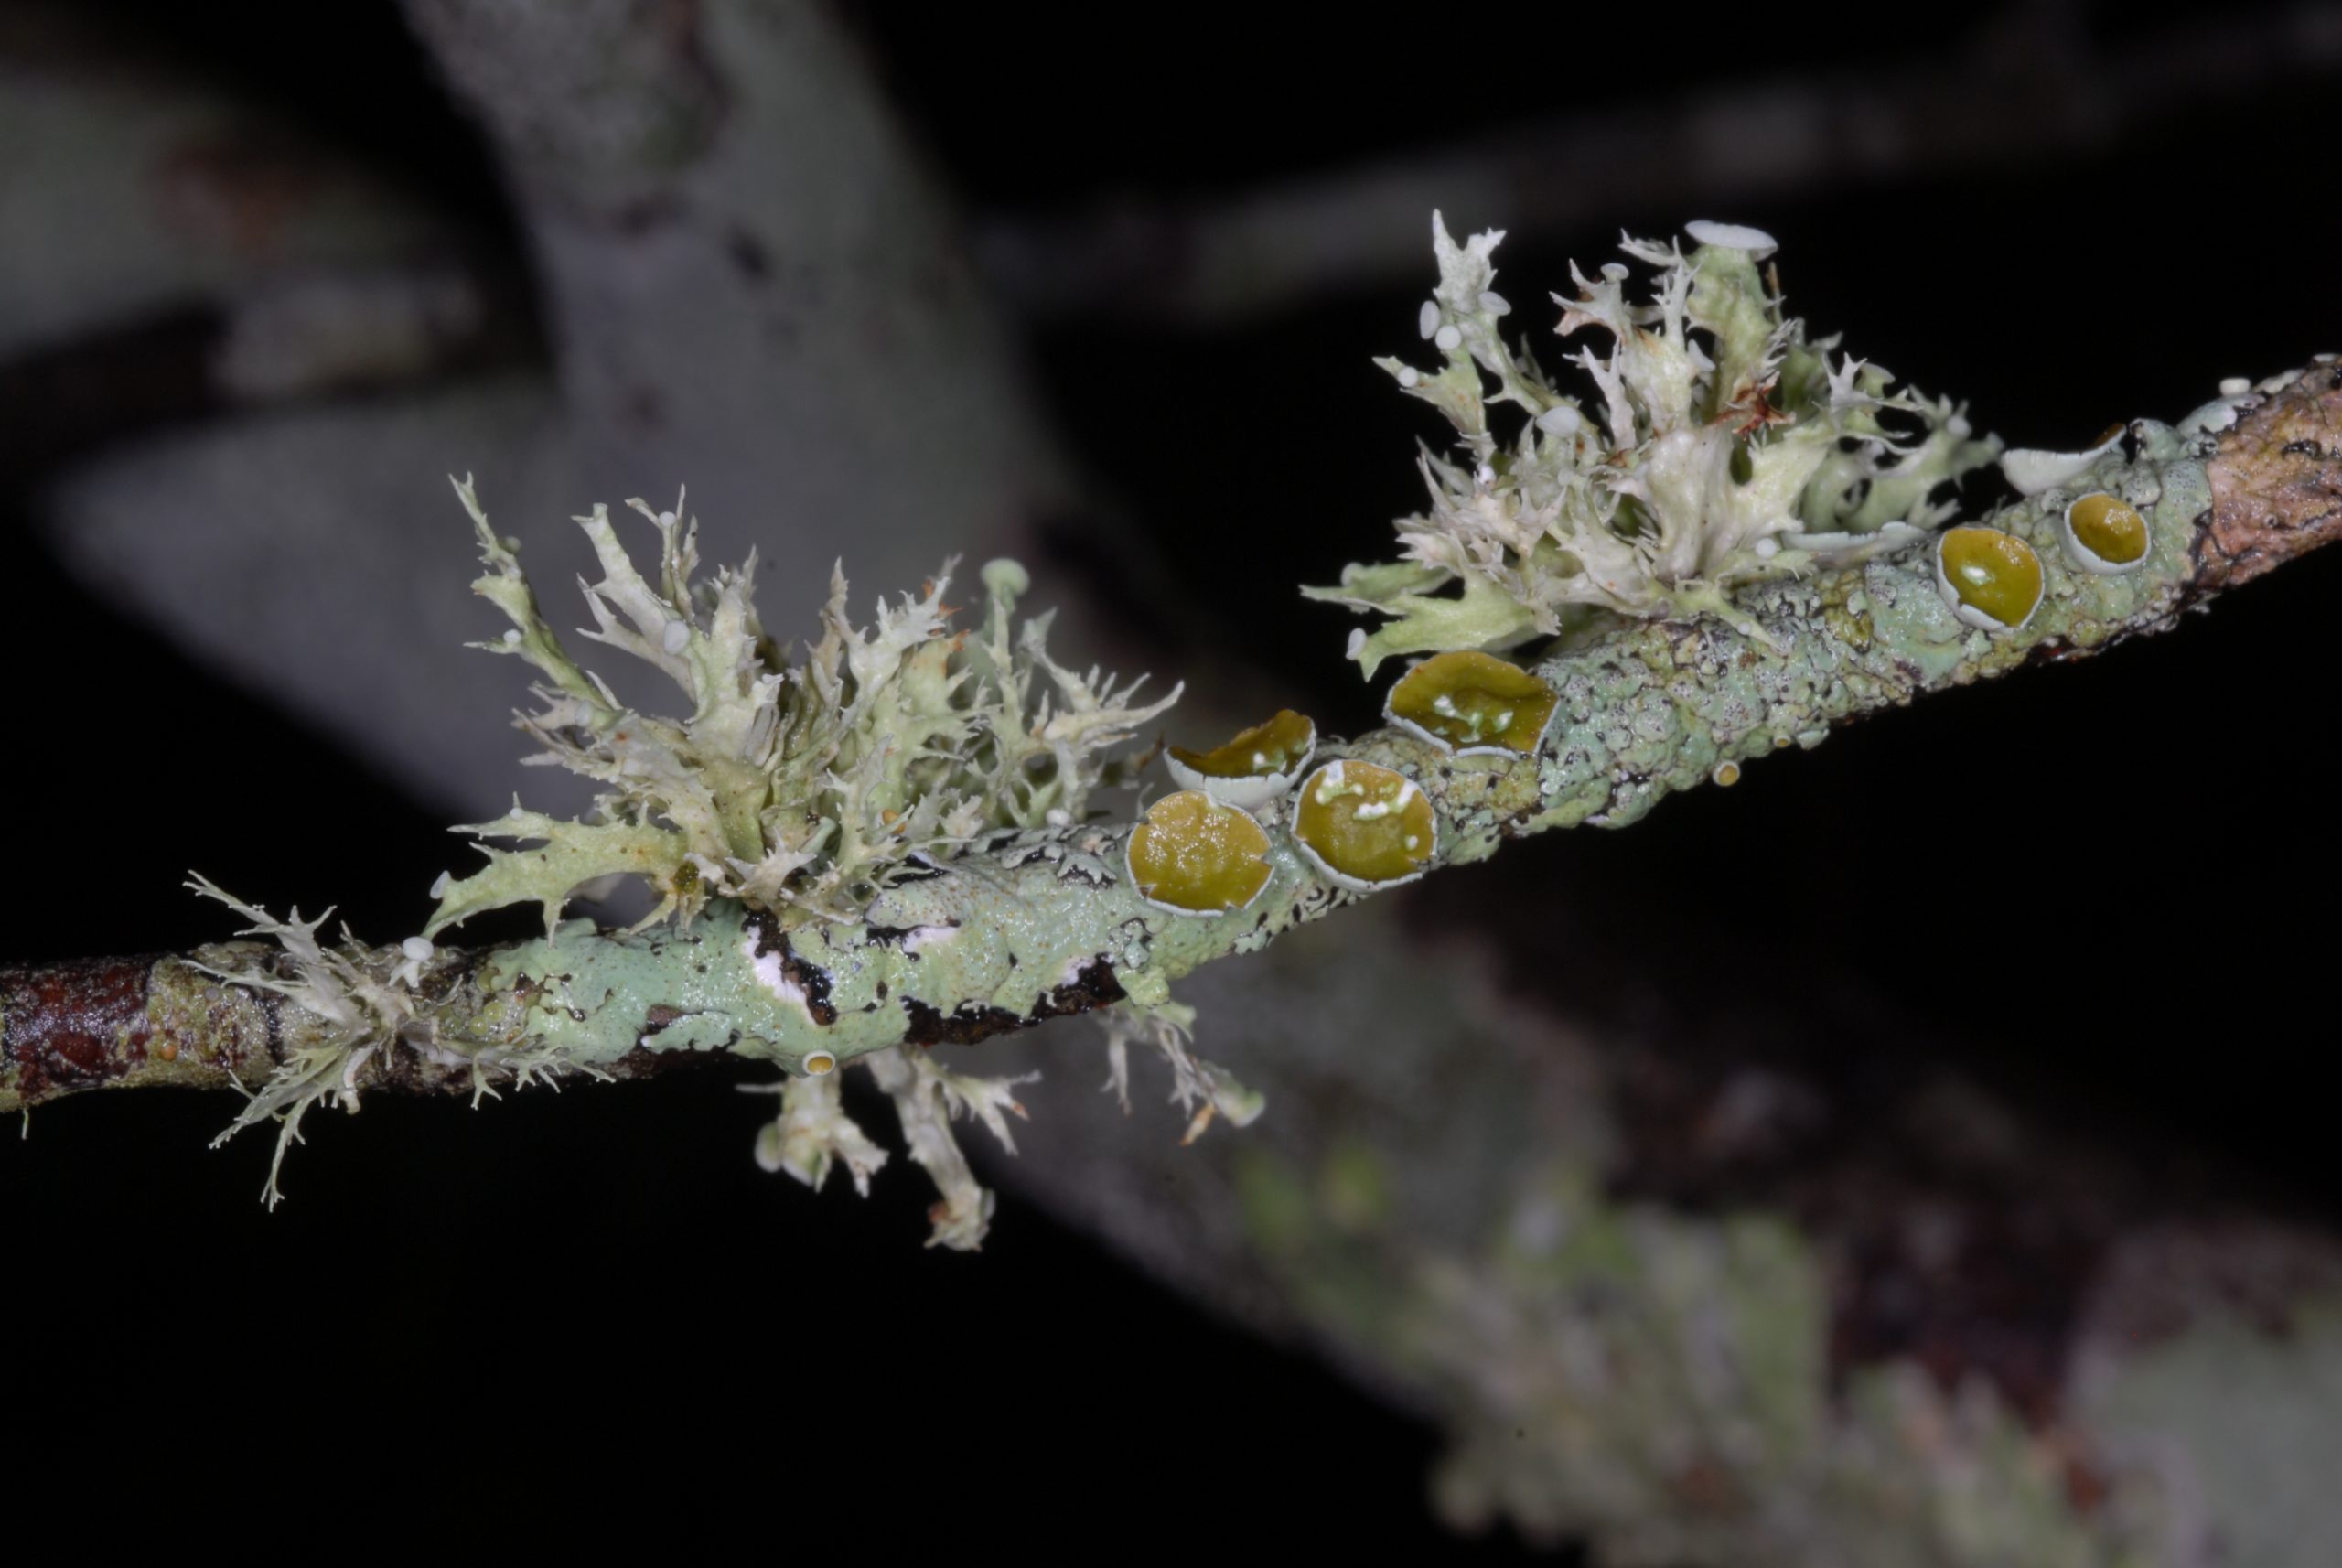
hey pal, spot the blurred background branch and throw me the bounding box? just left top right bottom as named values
left=972, top=3, right=2342, bottom=326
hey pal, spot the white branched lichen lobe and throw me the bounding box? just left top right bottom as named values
left=437, top=483, right=1179, bottom=932
left=183, top=875, right=467, bottom=1208
left=1306, top=215, right=1999, bottom=673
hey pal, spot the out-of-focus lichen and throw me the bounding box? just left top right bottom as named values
left=1093, top=997, right=1264, bottom=1144
left=1306, top=215, right=1999, bottom=673
left=1238, top=1153, right=2172, bottom=1566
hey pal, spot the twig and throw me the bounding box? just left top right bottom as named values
left=10, top=359, right=2336, bottom=1121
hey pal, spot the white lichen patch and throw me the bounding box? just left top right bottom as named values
left=432, top=479, right=1178, bottom=936
left=2001, top=429, right=2123, bottom=496
left=899, top=923, right=959, bottom=955
left=1306, top=215, right=1999, bottom=672
left=743, top=931, right=815, bottom=1020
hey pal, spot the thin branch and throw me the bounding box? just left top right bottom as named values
left=9, top=359, right=2336, bottom=1122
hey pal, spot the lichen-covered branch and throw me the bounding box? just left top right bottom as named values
left=8, top=220, right=2337, bottom=1249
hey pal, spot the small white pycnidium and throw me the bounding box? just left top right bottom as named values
left=502, top=628, right=523, bottom=646
left=1477, top=290, right=1510, bottom=316
left=1045, top=807, right=1071, bottom=826
left=1683, top=220, right=1779, bottom=257
left=657, top=510, right=677, bottom=528
left=1754, top=536, right=1779, bottom=559
left=1346, top=628, right=1367, bottom=660
left=2219, top=376, right=2252, bottom=396
left=2000, top=431, right=2122, bottom=496
left=1434, top=324, right=1462, bottom=351
left=1476, top=463, right=1497, bottom=487
left=429, top=870, right=452, bottom=897
left=1418, top=301, right=1440, bottom=339
left=661, top=618, right=690, bottom=654
left=401, top=936, right=435, bottom=962
left=1536, top=405, right=1582, bottom=437
left=802, top=1051, right=838, bottom=1077
left=1601, top=263, right=1629, bottom=281
left=1397, top=367, right=1420, bottom=388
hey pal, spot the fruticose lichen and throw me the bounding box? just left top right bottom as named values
left=436, top=484, right=1178, bottom=932
left=185, top=876, right=463, bottom=1208
left=1307, top=215, right=2000, bottom=673
left=190, top=485, right=1215, bottom=1237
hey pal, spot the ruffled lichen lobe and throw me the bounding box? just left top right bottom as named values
left=434, top=487, right=1178, bottom=936
left=1307, top=215, right=2000, bottom=673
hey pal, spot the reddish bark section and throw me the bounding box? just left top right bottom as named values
left=2, top=955, right=158, bottom=1102
left=2199, top=360, right=2342, bottom=589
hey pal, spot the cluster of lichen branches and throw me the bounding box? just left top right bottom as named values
left=5, top=217, right=2333, bottom=1247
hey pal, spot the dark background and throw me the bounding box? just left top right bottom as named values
left=5, top=3, right=2337, bottom=1558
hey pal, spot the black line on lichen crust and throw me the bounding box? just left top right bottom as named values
left=744, top=909, right=839, bottom=1026
left=900, top=997, right=1024, bottom=1046
left=900, top=956, right=1124, bottom=1047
